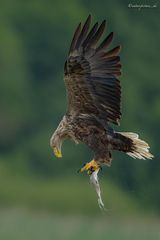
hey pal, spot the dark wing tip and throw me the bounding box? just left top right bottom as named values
left=86, top=20, right=106, bottom=49
left=85, top=14, right=92, bottom=25
left=98, top=20, right=106, bottom=34
left=68, top=22, right=81, bottom=54
left=96, top=31, right=114, bottom=53
left=87, top=14, right=92, bottom=21
left=102, top=19, right=106, bottom=26
left=82, top=22, right=99, bottom=48
left=103, top=45, right=121, bottom=58
left=69, top=15, right=92, bottom=55
left=75, top=14, right=92, bottom=49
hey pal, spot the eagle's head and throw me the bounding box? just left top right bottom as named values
left=50, top=116, right=68, bottom=158
left=50, top=133, right=62, bottom=158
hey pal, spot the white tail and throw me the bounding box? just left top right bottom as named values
left=119, top=132, right=154, bottom=160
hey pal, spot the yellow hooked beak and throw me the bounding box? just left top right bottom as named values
left=53, top=147, right=62, bottom=158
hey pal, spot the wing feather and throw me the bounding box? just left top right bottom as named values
left=82, top=22, right=99, bottom=48
left=86, top=20, right=106, bottom=49
left=96, top=32, right=113, bottom=53
left=64, top=15, right=122, bottom=125
left=103, top=46, right=121, bottom=58
left=69, top=23, right=81, bottom=54
left=75, top=15, right=91, bottom=49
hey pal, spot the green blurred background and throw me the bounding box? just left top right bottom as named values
left=0, top=0, right=160, bottom=239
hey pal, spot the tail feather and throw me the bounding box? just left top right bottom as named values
left=116, top=132, right=154, bottom=160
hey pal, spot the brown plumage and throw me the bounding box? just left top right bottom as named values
left=50, top=15, right=153, bottom=171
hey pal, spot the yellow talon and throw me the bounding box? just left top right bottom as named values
left=53, top=147, right=62, bottom=158
left=79, top=160, right=99, bottom=174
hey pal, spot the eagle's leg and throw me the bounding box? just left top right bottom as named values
left=78, top=159, right=100, bottom=175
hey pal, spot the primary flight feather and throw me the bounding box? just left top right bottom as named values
left=50, top=15, right=153, bottom=178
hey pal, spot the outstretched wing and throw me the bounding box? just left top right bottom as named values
left=64, top=15, right=121, bottom=125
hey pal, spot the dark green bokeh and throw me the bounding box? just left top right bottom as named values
left=0, top=0, right=160, bottom=234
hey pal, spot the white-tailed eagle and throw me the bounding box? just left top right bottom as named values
left=50, top=15, right=153, bottom=207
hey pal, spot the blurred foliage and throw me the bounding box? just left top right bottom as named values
left=0, top=0, right=159, bottom=213
left=0, top=208, right=160, bottom=240
left=0, top=162, right=143, bottom=216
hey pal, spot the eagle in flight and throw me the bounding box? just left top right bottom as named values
left=50, top=15, right=153, bottom=176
